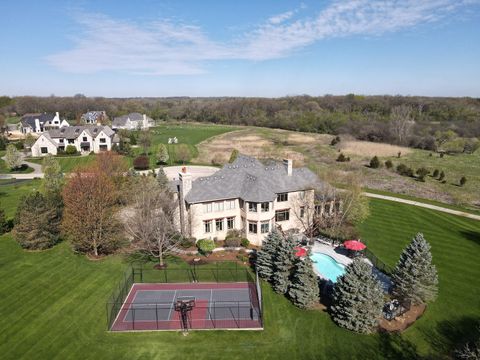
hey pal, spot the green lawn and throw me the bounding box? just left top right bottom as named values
left=0, top=150, right=35, bottom=174
left=0, top=195, right=479, bottom=359
left=0, top=179, right=40, bottom=218
left=27, top=155, right=96, bottom=173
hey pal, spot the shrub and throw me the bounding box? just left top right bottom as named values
left=197, top=239, right=215, bottom=254
left=460, top=176, right=467, bottom=187
left=14, top=141, right=24, bottom=150
left=336, top=153, right=350, bottom=162
left=133, top=155, right=150, bottom=170
left=225, top=229, right=242, bottom=247
left=180, top=237, right=195, bottom=249
left=369, top=156, right=381, bottom=169
left=439, top=171, right=445, bottom=181
left=385, top=160, right=393, bottom=169
left=236, top=253, right=249, bottom=263
left=65, top=145, right=77, bottom=155
left=241, top=238, right=250, bottom=248
left=330, top=136, right=341, bottom=146
left=440, top=152, right=444, bottom=158
left=432, top=169, right=439, bottom=178
left=397, top=164, right=414, bottom=177
left=229, top=149, right=239, bottom=163
left=416, top=167, right=430, bottom=182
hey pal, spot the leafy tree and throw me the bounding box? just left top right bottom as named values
left=229, top=149, right=239, bottom=163
left=389, top=105, right=414, bottom=145
left=256, top=230, right=281, bottom=280
left=176, top=144, right=192, bottom=164
left=62, top=162, right=123, bottom=256
left=133, top=155, right=150, bottom=170
left=460, top=176, right=467, bottom=187
left=4, top=144, right=22, bottom=169
left=392, top=233, right=438, bottom=305
left=330, top=259, right=384, bottom=334
left=369, top=156, right=381, bottom=169
left=288, top=255, right=319, bottom=308
left=41, top=156, right=63, bottom=201
left=24, top=133, right=36, bottom=149
left=0, top=207, right=8, bottom=234
left=129, top=132, right=137, bottom=145
left=13, top=192, right=60, bottom=250
left=157, top=167, right=169, bottom=188
left=271, top=234, right=295, bottom=294
left=156, top=144, right=169, bottom=164
left=0, top=135, right=7, bottom=150
left=455, top=333, right=480, bottom=360
left=138, top=130, right=152, bottom=154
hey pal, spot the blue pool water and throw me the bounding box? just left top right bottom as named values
left=310, top=253, right=346, bottom=283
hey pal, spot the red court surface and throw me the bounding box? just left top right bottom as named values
left=110, top=282, right=262, bottom=331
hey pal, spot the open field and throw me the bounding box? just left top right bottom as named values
left=0, top=184, right=479, bottom=359
left=195, top=127, right=480, bottom=209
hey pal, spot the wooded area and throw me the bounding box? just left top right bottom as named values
left=1, top=94, right=480, bottom=150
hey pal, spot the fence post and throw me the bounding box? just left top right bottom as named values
left=140, top=264, right=143, bottom=283
left=155, top=303, right=159, bottom=330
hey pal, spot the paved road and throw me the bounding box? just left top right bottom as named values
left=0, top=154, right=44, bottom=179
left=364, top=192, right=480, bottom=221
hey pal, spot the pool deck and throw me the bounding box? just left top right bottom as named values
left=311, top=241, right=392, bottom=292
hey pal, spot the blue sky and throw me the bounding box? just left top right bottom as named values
left=1, top=0, right=480, bottom=97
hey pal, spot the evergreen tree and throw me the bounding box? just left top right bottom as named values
left=369, top=156, right=381, bottom=169
left=288, top=255, right=320, bottom=308
left=271, top=234, right=295, bottom=294
left=331, top=259, right=384, bottom=334
left=156, top=144, right=169, bottom=164
left=256, top=230, right=281, bottom=281
left=157, top=167, right=169, bottom=188
left=13, top=192, right=60, bottom=250
left=392, top=233, right=438, bottom=305
left=0, top=207, right=8, bottom=234
left=229, top=149, right=239, bottom=163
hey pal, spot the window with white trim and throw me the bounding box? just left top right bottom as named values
left=225, top=200, right=236, bottom=210
left=203, top=203, right=213, bottom=214
left=213, top=201, right=224, bottom=212
left=204, top=220, right=212, bottom=233
left=277, top=193, right=288, bottom=202
left=275, top=209, right=290, bottom=222
left=227, top=217, right=235, bottom=230
left=248, top=221, right=258, bottom=234
left=216, top=219, right=224, bottom=232
left=248, top=202, right=257, bottom=212
left=261, top=202, right=269, bottom=212
left=260, top=221, right=269, bottom=234
left=300, top=206, right=305, bottom=218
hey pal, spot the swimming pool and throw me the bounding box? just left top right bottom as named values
left=310, top=253, right=346, bottom=283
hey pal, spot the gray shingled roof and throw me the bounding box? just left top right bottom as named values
left=112, top=113, right=153, bottom=126
left=81, top=111, right=107, bottom=122
left=183, top=154, right=324, bottom=204
left=20, top=113, right=55, bottom=129
left=47, top=125, right=114, bottom=140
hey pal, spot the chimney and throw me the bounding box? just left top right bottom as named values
left=142, top=114, right=148, bottom=129
left=178, top=170, right=192, bottom=235
left=283, top=159, right=293, bottom=176
left=34, top=118, right=41, bottom=132
left=56, top=111, right=59, bottom=118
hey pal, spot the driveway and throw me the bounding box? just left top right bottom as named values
left=0, top=153, right=44, bottom=179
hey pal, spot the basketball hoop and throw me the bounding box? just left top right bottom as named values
left=174, top=298, right=195, bottom=333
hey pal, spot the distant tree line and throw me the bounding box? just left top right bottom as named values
left=2, top=94, right=480, bottom=149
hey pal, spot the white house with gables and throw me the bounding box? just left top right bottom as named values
left=31, top=125, right=118, bottom=156
left=112, top=113, right=154, bottom=130
left=20, top=112, right=70, bottom=134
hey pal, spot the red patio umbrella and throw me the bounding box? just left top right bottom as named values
left=343, top=240, right=366, bottom=251
left=294, top=246, right=307, bottom=257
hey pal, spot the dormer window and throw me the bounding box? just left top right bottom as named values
left=82, top=137, right=87, bottom=141
left=248, top=202, right=257, bottom=212
left=100, top=138, right=106, bottom=143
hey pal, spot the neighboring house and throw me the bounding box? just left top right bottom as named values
left=111, top=113, right=154, bottom=130
left=172, top=154, right=336, bottom=246
left=31, top=125, right=118, bottom=157
left=20, top=112, right=70, bottom=134
left=81, top=111, right=108, bottom=125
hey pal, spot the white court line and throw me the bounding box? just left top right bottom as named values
left=167, top=290, right=177, bottom=321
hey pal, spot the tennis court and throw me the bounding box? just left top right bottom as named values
left=110, top=282, right=262, bottom=331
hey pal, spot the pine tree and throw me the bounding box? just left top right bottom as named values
left=288, top=255, right=320, bottom=308
left=272, top=234, right=295, bottom=294
left=331, top=259, right=384, bottom=334
left=157, top=167, right=169, bottom=188
left=392, top=233, right=438, bottom=305
left=13, top=192, right=60, bottom=250
left=256, top=230, right=281, bottom=281
left=229, top=149, right=239, bottom=163
left=156, top=144, right=169, bottom=164
left=0, top=207, right=8, bottom=234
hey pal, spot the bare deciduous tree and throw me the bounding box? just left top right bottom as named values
left=124, top=177, right=180, bottom=268
left=389, top=105, right=415, bottom=145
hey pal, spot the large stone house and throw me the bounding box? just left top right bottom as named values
left=172, top=155, right=334, bottom=246
left=81, top=111, right=108, bottom=125
left=20, top=112, right=70, bottom=134
left=111, top=113, right=154, bottom=130
left=31, top=125, right=118, bottom=157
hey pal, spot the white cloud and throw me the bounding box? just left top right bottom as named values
left=46, top=1, right=478, bottom=75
